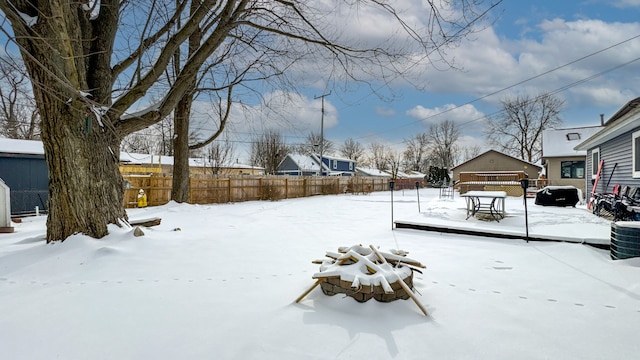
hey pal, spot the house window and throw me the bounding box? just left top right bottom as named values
left=566, top=132, right=581, bottom=141
left=560, top=161, right=585, bottom=179
left=591, top=148, right=600, bottom=178
left=633, top=130, right=640, bottom=178
left=349, top=162, right=353, bottom=171
left=332, top=160, right=337, bottom=169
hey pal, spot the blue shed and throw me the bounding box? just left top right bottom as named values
left=0, top=138, right=48, bottom=215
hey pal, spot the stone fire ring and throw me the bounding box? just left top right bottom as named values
left=311, top=245, right=425, bottom=303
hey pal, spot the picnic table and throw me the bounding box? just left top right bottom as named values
left=461, top=190, right=507, bottom=222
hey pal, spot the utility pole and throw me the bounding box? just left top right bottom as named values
left=314, top=91, right=331, bottom=176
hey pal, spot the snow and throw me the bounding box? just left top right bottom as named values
left=541, top=126, right=603, bottom=158
left=82, top=0, right=101, bottom=20
left=0, top=138, right=43, bottom=155
left=1, top=189, right=639, bottom=359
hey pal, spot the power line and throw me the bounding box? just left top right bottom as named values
left=350, top=32, right=640, bottom=141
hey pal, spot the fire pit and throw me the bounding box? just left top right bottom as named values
left=295, top=244, right=428, bottom=315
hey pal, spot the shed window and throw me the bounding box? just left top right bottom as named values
left=633, top=130, right=640, bottom=178
left=591, top=148, right=600, bottom=178
left=561, top=161, right=585, bottom=179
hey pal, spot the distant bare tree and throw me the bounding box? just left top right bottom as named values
left=460, top=144, right=482, bottom=164
left=0, top=55, right=39, bottom=139
left=369, top=142, right=390, bottom=171
left=204, top=137, right=235, bottom=175
left=295, top=132, right=334, bottom=156
left=339, top=138, right=365, bottom=163
left=427, top=119, right=460, bottom=170
left=387, top=149, right=403, bottom=179
left=121, top=116, right=173, bottom=155
left=250, top=131, right=289, bottom=175
left=403, top=133, right=429, bottom=172
left=485, top=93, right=564, bottom=162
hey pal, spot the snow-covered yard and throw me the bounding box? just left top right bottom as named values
left=1, top=189, right=639, bottom=359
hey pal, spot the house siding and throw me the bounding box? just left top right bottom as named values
left=586, top=126, right=640, bottom=195
left=0, top=154, right=49, bottom=215
left=278, top=157, right=300, bottom=172
left=323, top=158, right=355, bottom=174
left=545, top=156, right=587, bottom=194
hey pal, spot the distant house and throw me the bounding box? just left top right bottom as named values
left=451, top=149, right=543, bottom=195
left=355, top=167, right=391, bottom=178
left=452, top=150, right=542, bottom=181
left=575, top=97, right=640, bottom=195
left=397, top=170, right=427, bottom=180
left=119, top=152, right=264, bottom=176
left=277, top=154, right=356, bottom=176
left=541, top=126, right=603, bottom=194
left=0, top=138, right=48, bottom=215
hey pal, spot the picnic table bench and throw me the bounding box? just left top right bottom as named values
left=461, top=191, right=507, bottom=222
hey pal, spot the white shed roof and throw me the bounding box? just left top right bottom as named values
left=542, top=126, right=603, bottom=158
left=0, top=138, right=44, bottom=155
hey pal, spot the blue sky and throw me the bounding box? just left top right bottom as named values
left=216, top=0, right=640, bottom=161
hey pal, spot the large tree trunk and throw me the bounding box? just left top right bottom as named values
left=170, top=1, right=201, bottom=203
left=10, top=1, right=126, bottom=242
left=41, top=107, right=127, bottom=241
left=171, top=97, right=192, bottom=203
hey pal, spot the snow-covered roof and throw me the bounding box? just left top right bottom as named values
left=0, top=139, right=260, bottom=170
left=120, top=152, right=175, bottom=166
left=0, top=138, right=44, bottom=155
left=396, top=170, right=426, bottom=179
left=286, top=154, right=321, bottom=171
left=120, top=152, right=261, bottom=170
left=356, top=167, right=391, bottom=177
left=542, top=126, right=603, bottom=158
left=451, top=149, right=542, bottom=170
left=575, top=98, right=640, bottom=151
left=321, top=153, right=356, bottom=163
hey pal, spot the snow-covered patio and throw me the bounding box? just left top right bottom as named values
left=1, top=188, right=638, bottom=360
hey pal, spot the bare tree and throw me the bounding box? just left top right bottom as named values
left=294, top=132, right=334, bottom=156
left=427, top=119, right=461, bottom=170
left=485, top=93, right=564, bottom=162
left=0, top=0, right=502, bottom=241
left=403, top=133, right=429, bottom=172
left=339, top=138, right=365, bottom=163
left=369, top=142, right=390, bottom=171
left=203, top=137, right=235, bottom=176
left=121, top=114, right=200, bottom=156
left=460, top=144, right=482, bottom=163
left=250, top=131, right=289, bottom=175
left=387, top=149, right=402, bottom=179
left=0, top=54, right=39, bottom=139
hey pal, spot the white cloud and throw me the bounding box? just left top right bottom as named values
left=225, top=91, right=338, bottom=137
left=610, top=0, right=640, bottom=8
left=375, top=106, right=396, bottom=117
left=401, top=16, right=640, bottom=112
left=405, top=103, right=485, bottom=126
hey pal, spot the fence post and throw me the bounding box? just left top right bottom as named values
left=189, top=177, right=193, bottom=203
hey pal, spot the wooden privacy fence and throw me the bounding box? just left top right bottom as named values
left=123, top=175, right=393, bottom=208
